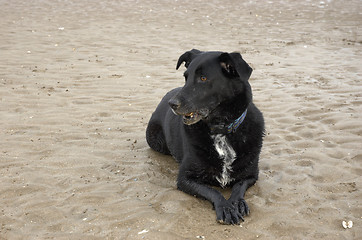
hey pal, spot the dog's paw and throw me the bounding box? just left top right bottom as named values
left=214, top=200, right=243, bottom=225
left=229, top=198, right=250, bottom=219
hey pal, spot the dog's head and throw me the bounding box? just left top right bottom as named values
left=169, top=49, right=253, bottom=125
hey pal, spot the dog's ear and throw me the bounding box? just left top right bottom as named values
left=176, top=49, right=202, bottom=70
left=219, top=52, right=253, bottom=81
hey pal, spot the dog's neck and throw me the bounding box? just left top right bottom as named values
left=208, top=108, right=248, bottom=135
left=205, top=92, right=251, bottom=134
left=204, top=92, right=250, bottom=135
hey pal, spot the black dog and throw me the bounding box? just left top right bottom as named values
left=146, top=49, right=264, bottom=225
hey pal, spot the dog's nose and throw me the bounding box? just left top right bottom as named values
left=168, top=98, right=181, bottom=111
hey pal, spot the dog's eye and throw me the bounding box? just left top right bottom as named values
left=200, top=76, right=207, bottom=82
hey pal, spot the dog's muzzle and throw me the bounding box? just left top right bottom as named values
left=168, top=98, right=208, bottom=125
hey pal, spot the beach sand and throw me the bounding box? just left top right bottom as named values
left=0, top=0, right=361, bottom=239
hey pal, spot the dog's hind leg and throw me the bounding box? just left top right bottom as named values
left=146, top=121, right=170, bottom=155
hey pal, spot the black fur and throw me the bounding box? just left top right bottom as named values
left=146, top=49, right=264, bottom=225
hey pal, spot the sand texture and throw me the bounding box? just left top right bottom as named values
left=0, top=0, right=361, bottom=239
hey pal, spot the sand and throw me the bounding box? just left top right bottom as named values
left=0, top=0, right=361, bottom=239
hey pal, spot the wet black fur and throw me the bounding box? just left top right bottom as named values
left=146, top=49, right=264, bottom=225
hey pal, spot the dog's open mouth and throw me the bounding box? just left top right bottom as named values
left=182, top=112, right=203, bottom=125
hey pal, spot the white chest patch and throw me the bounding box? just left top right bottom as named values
left=211, top=134, right=236, bottom=188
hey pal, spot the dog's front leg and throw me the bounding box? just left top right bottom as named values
left=228, top=178, right=257, bottom=220
left=177, top=175, right=242, bottom=225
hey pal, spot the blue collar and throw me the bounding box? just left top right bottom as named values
left=227, top=109, right=248, bottom=134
